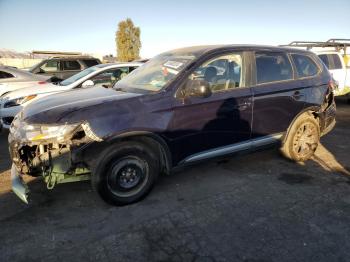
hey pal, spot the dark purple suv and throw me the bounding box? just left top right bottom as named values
left=9, top=45, right=336, bottom=205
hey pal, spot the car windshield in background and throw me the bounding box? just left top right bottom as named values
left=114, top=53, right=197, bottom=92
left=59, top=66, right=98, bottom=86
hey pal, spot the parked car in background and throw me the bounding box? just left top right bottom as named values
left=8, top=45, right=336, bottom=205
left=0, top=66, right=51, bottom=96
left=0, top=62, right=141, bottom=129
left=28, top=56, right=101, bottom=82
left=281, top=39, right=350, bottom=96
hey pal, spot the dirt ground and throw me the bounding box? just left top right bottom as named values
left=0, top=98, right=349, bottom=262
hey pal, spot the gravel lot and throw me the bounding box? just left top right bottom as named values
left=0, top=98, right=349, bottom=262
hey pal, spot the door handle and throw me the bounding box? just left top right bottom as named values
left=237, top=102, right=251, bottom=111
left=292, top=91, right=304, bottom=100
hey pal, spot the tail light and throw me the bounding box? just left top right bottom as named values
left=37, top=81, right=47, bottom=85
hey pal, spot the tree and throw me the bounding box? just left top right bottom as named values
left=115, top=18, right=141, bottom=62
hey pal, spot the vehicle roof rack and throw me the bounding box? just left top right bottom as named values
left=49, top=55, right=93, bottom=59
left=30, top=50, right=84, bottom=59
left=280, top=40, right=350, bottom=54
left=327, top=38, right=350, bottom=43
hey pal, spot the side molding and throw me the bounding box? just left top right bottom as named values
left=182, top=133, right=283, bottom=164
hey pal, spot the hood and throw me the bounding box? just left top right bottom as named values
left=4, top=82, right=61, bottom=99
left=22, top=87, right=142, bottom=124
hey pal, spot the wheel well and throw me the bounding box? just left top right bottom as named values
left=282, top=107, right=320, bottom=144
left=111, top=134, right=172, bottom=175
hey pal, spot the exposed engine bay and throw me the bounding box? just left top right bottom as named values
left=8, top=116, right=103, bottom=197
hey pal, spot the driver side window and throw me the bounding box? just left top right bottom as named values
left=189, top=53, right=244, bottom=92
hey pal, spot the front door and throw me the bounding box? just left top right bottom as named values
left=169, top=52, right=253, bottom=164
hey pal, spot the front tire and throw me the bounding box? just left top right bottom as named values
left=92, top=142, right=159, bottom=206
left=281, top=112, right=320, bottom=162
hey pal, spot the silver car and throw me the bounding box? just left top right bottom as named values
left=0, top=66, right=51, bottom=97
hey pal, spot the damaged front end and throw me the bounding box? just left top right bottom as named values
left=8, top=116, right=102, bottom=203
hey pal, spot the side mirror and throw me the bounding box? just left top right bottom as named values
left=185, top=79, right=212, bottom=98
left=82, top=80, right=94, bottom=88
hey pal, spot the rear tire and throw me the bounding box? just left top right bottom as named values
left=92, top=141, right=159, bottom=206
left=281, top=112, right=320, bottom=162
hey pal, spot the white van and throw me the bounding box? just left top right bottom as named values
left=282, top=39, right=350, bottom=96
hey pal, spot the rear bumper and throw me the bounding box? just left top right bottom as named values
left=11, top=164, right=29, bottom=204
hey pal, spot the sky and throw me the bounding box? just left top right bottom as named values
left=0, top=0, right=349, bottom=58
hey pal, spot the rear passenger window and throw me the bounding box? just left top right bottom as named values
left=292, top=54, right=319, bottom=78
left=0, top=71, right=14, bottom=79
left=255, top=52, right=293, bottom=84
left=62, top=60, right=81, bottom=71
left=331, top=54, right=342, bottom=69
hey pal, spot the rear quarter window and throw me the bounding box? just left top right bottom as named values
left=291, top=54, right=319, bottom=78
left=82, top=59, right=100, bottom=67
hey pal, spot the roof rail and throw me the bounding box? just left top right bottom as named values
left=49, top=55, right=93, bottom=59
left=32, top=51, right=82, bottom=56
left=280, top=40, right=350, bottom=54
left=327, top=39, right=350, bottom=43
left=286, top=41, right=327, bottom=46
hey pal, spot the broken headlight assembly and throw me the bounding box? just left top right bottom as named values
left=4, top=95, right=37, bottom=108
left=11, top=122, right=81, bottom=143
left=10, top=118, right=103, bottom=144
left=25, top=123, right=80, bottom=142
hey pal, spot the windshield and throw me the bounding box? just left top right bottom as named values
left=114, top=52, right=198, bottom=92
left=60, top=66, right=98, bottom=86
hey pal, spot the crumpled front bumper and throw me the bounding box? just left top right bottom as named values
left=11, top=164, right=29, bottom=204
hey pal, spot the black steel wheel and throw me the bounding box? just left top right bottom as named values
left=92, top=141, right=159, bottom=206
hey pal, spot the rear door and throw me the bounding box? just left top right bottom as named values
left=251, top=51, right=305, bottom=138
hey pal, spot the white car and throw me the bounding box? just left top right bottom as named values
left=0, top=66, right=51, bottom=96
left=0, top=62, right=142, bottom=130
left=282, top=39, right=350, bottom=96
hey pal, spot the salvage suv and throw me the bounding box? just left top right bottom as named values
left=9, top=45, right=336, bottom=205
left=28, top=56, right=101, bottom=81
